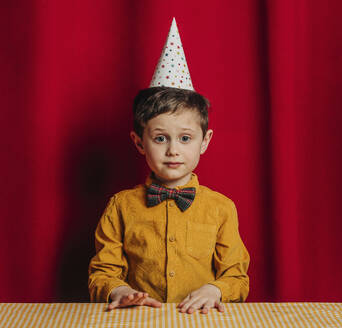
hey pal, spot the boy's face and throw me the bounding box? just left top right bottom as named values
left=131, top=108, right=213, bottom=188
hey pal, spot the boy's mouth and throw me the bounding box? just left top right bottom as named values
left=164, top=162, right=183, bottom=168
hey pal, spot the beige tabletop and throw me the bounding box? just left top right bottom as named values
left=0, top=302, right=341, bottom=327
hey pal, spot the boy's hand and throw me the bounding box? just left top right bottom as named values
left=177, top=284, right=224, bottom=314
left=108, top=286, right=162, bottom=310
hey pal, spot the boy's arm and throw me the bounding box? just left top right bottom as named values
left=88, top=196, right=129, bottom=302
left=208, top=200, right=250, bottom=303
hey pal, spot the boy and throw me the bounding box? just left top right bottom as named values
left=88, top=19, right=249, bottom=314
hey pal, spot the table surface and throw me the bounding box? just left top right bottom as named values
left=0, top=302, right=341, bottom=328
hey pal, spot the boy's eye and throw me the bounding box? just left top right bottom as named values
left=154, top=135, right=167, bottom=143
left=180, top=135, right=191, bottom=142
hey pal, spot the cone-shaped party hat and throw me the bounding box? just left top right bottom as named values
left=150, top=18, right=194, bottom=90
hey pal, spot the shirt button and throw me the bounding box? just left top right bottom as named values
left=169, top=236, right=175, bottom=242
left=169, top=271, right=175, bottom=277
left=169, top=202, right=174, bottom=207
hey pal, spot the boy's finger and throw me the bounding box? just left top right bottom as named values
left=200, top=300, right=214, bottom=314
left=127, top=293, right=143, bottom=305
left=180, top=301, right=193, bottom=313
left=107, top=300, right=119, bottom=311
left=127, top=293, right=135, bottom=300
left=180, top=297, right=201, bottom=313
left=120, top=293, right=136, bottom=306
left=114, top=292, right=148, bottom=308
left=186, top=299, right=206, bottom=314
left=145, top=297, right=162, bottom=308
left=215, top=301, right=225, bottom=312
left=134, top=292, right=143, bottom=298
left=177, top=301, right=184, bottom=308
left=204, top=299, right=220, bottom=314
left=134, top=293, right=149, bottom=305
left=177, top=295, right=190, bottom=309
left=201, top=306, right=210, bottom=314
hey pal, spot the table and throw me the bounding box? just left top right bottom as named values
left=0, top=302, right=341, bottom=327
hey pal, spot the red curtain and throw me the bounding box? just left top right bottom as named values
left=1, top=0, right=341, bottom=302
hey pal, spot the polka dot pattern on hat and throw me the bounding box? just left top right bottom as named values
left=150, top=18, right=194, bottom=91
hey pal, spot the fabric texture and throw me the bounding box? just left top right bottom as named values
left=147, top=183, right=196, bottom=211
left=88, top=173, right=250, bottom=303
left=1, top=303, right=342, bottom=328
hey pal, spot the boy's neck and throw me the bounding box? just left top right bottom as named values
left=151, top=172, right=192, bottom=189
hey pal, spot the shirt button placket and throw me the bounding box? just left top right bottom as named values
left=166, top=199, right=177, bottom=301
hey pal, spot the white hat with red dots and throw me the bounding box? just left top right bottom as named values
left=150, top=18, right=194, bottom=91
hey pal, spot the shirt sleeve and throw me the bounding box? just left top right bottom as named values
left=88, top=195, right=129, bottom=302
left=208, top=200, right=250, bottom=302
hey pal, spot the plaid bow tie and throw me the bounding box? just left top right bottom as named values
left=147, top=183, right=196, bottom=212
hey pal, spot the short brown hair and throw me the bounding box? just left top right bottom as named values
left=133, top=87, right=210, bottom=138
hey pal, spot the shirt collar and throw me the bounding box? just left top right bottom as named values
left=145, top=172, right=200, bottom=192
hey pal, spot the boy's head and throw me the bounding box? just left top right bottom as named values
left=130, top=87, right=213, bottom=188
left=133, top=87, right=210, bottom=139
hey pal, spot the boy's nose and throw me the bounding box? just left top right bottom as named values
left=166, top=141, right=179, bottom=156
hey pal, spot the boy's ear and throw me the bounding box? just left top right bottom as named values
left=130, top=131, right=145, bottom=155
left=200, top=129, right=213, bottom=155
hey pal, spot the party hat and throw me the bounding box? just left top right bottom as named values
left=150, top=18, right=194, bottom=90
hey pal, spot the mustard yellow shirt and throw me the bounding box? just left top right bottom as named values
left=88, top=173, right=250, bottom=303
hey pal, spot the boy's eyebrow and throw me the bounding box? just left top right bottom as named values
left=149, top=128, right=167, bottom=134
left=180, top=128, right=196, bottom=132
left=151, top=127, right=196, bottom=132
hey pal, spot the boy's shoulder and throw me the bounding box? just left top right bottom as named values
left=107, top=184, right=147, bottom=210
left=112, top=183, right=146, bottom=201
left=198, top=184, right=236, bottom=209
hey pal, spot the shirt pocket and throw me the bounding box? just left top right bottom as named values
left=186, top=221, right=217, bottom=259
